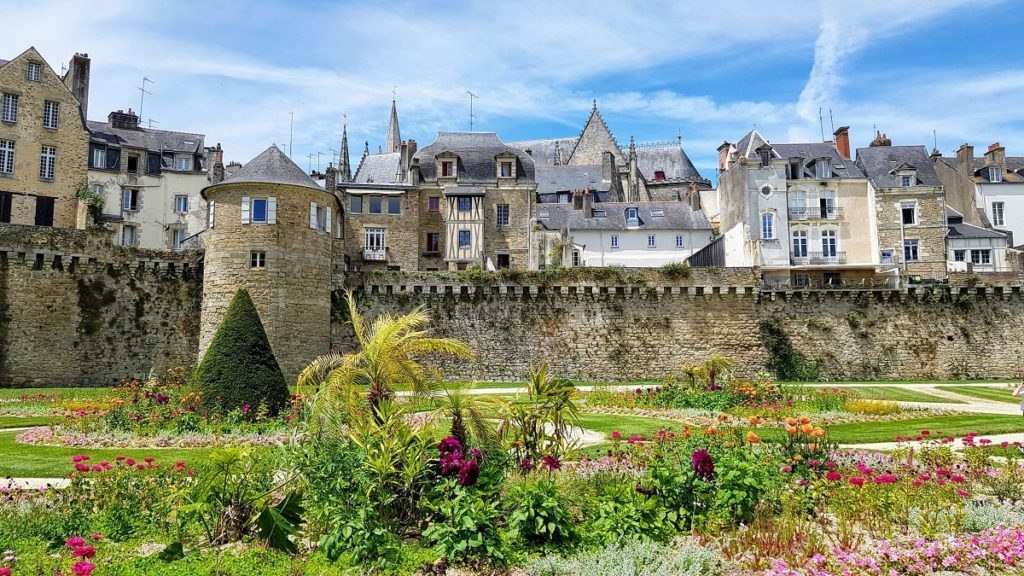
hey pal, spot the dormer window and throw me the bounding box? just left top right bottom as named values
left=557, top=192, right=569, bottom=204
left=626, top=207, right=639, bottom=228
left=789, top=159, right=802, bottom=179
left=815, top=159, right=832, bottom=179
left=901, top=175, right=912, bottom=186
left=441, top=160, right=454, bottom=177
left=760, top=149, right=772, bottom=167
left=989, top=166, right=1003, bottom=183
left=500, top=161, right=512, bottom=178
left=650, top=209, right=665, bottom=218
left=654, top=170, right=666, bottom=181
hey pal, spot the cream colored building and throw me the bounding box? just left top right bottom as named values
left=0, top=48, right=90, bottom=228
left=87, top=109, right=214, bottom=249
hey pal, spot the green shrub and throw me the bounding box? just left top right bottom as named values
left=659, top=262, right=691, bottom=280
left=590, top=482, right=675, bottom=544
left=506, top=476, right=578, bottom=549
left=962, top=502, right=1024, bottom=532
left=525, top=537, right=722, bottom=576
left=190, top=288, right=289, bottom=415
left=422, top=488, right=507, bottom=565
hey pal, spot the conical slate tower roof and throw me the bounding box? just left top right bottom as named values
left=385, top=100, right=401, bottom=154
left=220, top=145, right=322, bottom=190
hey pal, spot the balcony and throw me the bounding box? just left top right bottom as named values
left=791, top=251, right=846, bottom=265
left=363, top=248, right=387, bottom=261
left=788, top=206, right=844, bottom=221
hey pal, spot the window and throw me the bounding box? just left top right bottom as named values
left=901, top=202, right=916, bottom=225
left=428, top=196, right=440, bottom=212
left=91, top=147, right=106, bottom=169
left=387, top=196, right=401, bottom=215
left=426, top=232, right=440, bottom=253
left=126, top=154, right=139, bottom=174
left=26, top=63, right=41, bottom=82
left=121, top=188, right=139, bottom=211
left=557, top=192, right=570, bottom=204
left=458, top=230, right=471, bottom=248
left=241, top=196, right=279, bottom=224
left=174, top=195, right=188, bottom=214
left=538, top=209, right=549, bottom=219
left=626, top=207, right=639, bottom=227
left=610, top=234, right=619, bottom=249
left=881, top=249, right=894, bottom=263
left=592, top=209, right=607, bottom=217
left=953, top=250, right=965, bottom=262
left=368, top=196, right=382, bottom=214
left=250, top=251, right=266, bottom=268
left=1, top=94, right=18, bottom=122
left=647, top=234, right=656, bottom=248
left=654, top=170, right=666, bottom=180
left=208, top=200, right=215, bottom=229
left=815, top=159, right=832, bottom=179
left=651, top=209, right=665, bottom=218
left=171, top=229, right=186, bottom=250
left=146, top=153, right=161, bottom=174
left=989, top=166, right=1002, bottom=183
left=500, top=161, right=512, bottom=178
left=970, top=249, right=991, bottom=265
left=900, top=175, right=912, bottom=187
left=794, top=274, right=809, bottom=288
left=993, top=202, right=1005, bottom=227
left=457, top=197, right=472, bottom=212
left=792, top=230, right=808, bottom=257
left=0, top=192, right=11, bottom=223
left=823, top=272, right=841, bottom=286
left=903, top=239, right=919, bottom=262
left=573, top=194, right=583, bottom=209
left=121, top=225, right=137, bottom=246
left=822, top=230, right=838, bottom=257
left=39, top=146, right=56, bottom=180
left=496, top=204, right=510, bottom=227
left=42, top=101, right=58, bottom=129
left=0, top=140, right=13, bottom=174
left=497, top=254, right=510, bottom=268
left=350, top=195, right=362, bottom=214
left=441, top=160, right=454, bottom=177
left=572, top=250, right=580, bottom=266
left=365, top=228, right=385, bottom=250
left=760, top=185, right=772, bottom=198
left=760, top=149, right=771, bottom=167
left=175, top=156, right=193, bottom=171
left=760, top=212, right=775, bottom=240
left=252, top=198, right=268, bottom=222
left=675, top=234, right=684, bottom=248
left=309, top=202, right=331, bottom=231
left=34, top=196, right=54, bottom=226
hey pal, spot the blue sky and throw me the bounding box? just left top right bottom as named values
left=6, top=1, right=1024, bottom=183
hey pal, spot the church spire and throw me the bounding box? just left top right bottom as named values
left=338, top=118, right=352, bottom=182
left=385, top=99, right=401, bottom=154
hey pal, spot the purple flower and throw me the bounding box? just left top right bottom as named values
left=540, top=455, right=561, bottom=471
left=440, top=453, right=463, bottom=476
left=691, top=449, right=714, bottom=481
left=457, top=459, right=480, bottom=486
left=241, top=403, right=252, bottom=415
left=439, top=436, right=462, bottom=457
left=518, top=458, right=535, bottom=472
left=469, top=447, right=483, bottom=460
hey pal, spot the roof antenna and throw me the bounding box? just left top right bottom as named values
left=467, top=90, right=478, bottom=131
left=829, top=108, right=835, bottom=137
left=818, top=107, right=825, bottom=142
left=289, top=112, right=294, bottom=159
left=677, top=129, right=682, bottom=145
left=933, top=129, right=938, bottom=151
left=146, top=118, right=159, bottom=129
left=137, top=77, right=154, bottom=120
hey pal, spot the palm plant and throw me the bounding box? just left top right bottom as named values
left=297, top=291, right=472, bottom=422
left=431, top=381, right=500, bottom=449
left=499, top=362, right=580, bottom=463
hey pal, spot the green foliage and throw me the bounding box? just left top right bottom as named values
left=76, top=278, right=116, bottom=336
left=590, top=481, right=675, bottom=543
left=524, top=537, right=722, bottom=576
left=499, top=363, right=580, bottom=464
left=757, top=318, right=821, bottom=381
left=506, top=476, right=578, bottom=549
left=190, top=289, right=289, bottom=415
left=422, top=488, right=507, bottom=565
left=659, top=261, right=691, bottom=280
left=76, top=183, right=106, bottom=228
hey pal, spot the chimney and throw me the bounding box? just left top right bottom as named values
left=211, top=160, right=225, bottom=184
left=833, top=126, right=850, bottom=159
left=398, top=141, right=409, bottom=183
left=869, top=131, right=891, bottom=147
left=206, top=143, right=223, bottom=181
left=717, top=141, right=732, bottom=174
left=984, top=142, right=1006, bottom=168
left=325, top=165, right=337, bottom=192
left=108, top=109, right=139, bottom=130
left=956, top=143, right=974, bottom=172
left=410, top=157, right=421, bottom=184
left=601, top=151, right=615, bottom=182
left=64, top=53, right=90, bottom=121
left=582, top=187, right=594, bottom=217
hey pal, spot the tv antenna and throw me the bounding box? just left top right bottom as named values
left=818, top=107, right=825, bottom=142
left=146, top=118, right=160, bottom=129
left=467, top=90, right=478, bottom=131
left=138, top=77, right=154, bottom=119
left=829, top=108, right=835, bottom=136
left=289, top=112, right=294, bottom=159
left=933, top=129, right=938, bottom=151
left=307, top=153, right=315, bottom=173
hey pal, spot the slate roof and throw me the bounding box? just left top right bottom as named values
left=771, top=143, right=864, bottom=178
left=0, top=59, right=8, bottom=68
left=537, top=201, right=711, bottom=232
left=87, top=120, right=204, bottom=154
left=535, top=165, right=607, bottom=194
left=936, top=155, right=1024, bottom=182
left=855, top=145, right=942, bottom=188
left=216, top=145, right=322, bottom=191
left=946, top=207, right=1008, bottom=239
left=353, top=152, right=401, bottom=184
left=507, top=138, right=578, bottom=165
left=414, top=132, right=535, bottom=182
left=734, top=129, right=773, bottom=160
left=635, top=143, right=706, bottom=182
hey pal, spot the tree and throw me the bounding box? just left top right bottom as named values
left=297, top=291, right=472, bottom=420
left=191, top=288, right=289, bottom=415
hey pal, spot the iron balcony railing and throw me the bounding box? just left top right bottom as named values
left=363, top=248, right=387, bottom=261
left=788, top=206, right=844, bottom=221
left=791, top=251, right=846, bottom=265
left=760, top=276, right=900, bottom=291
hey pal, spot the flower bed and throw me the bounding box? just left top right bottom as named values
left=14, top=426, right=287, bottom=449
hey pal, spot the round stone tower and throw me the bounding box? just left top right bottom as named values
left=199, top=145, right=340, bottom=382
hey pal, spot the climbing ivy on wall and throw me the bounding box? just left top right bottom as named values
left=757, top=318, right=821, bottom=381
left=76, top=278, right=117, bottom=336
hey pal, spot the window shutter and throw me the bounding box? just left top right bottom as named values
left=208, top=200, right=215, bottom=229
left=121, top=189, right=130, bottom=211
left=326, top=207, right=333, bottom=235
left=267, top=197, right=277, bottom=224
left=241, top=196, right=251, bottom=224
left=309, top=202, right=318, bottom=229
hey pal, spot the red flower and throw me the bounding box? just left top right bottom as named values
left=457, top=459, right=480, bottom=486
left=540, top=455, right=561, bottom=471
left=935, top=468, right=951, bottom=477
left=66, top=536, right=86, bottom=548
left=144, top=457, right=155, bottom=464
left=849, top=477, right=865, bottom=487
left=125, top=458, right=136, bottom=466
left=90, top=533, right=103, bottom=540
left=71, top=561, right=95, bottom=576
left=956, top=488, right=970, bottom=498
left=611, top=431, right=622, bottom=440
left=71, top=545, right=96, bottom=559
left=71, top=455, right=90, bottom=463
left=627, top=434, right=644, bottom=445
left=873, top=473, right=897, bottom=484
left=115, top=455, right=125, bottom=462
left=951, top=474, right=966, bottom=484
left=826, top=471, right=842, bottom=481
left=920, top=430, right=931, bottom=436
left=824, top=461, right=837, bottom=469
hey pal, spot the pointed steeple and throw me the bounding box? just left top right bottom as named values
left=362, top=140, right=369, bottom=160
left=385, top=99, right=401, bottom=154
left=338, top=120, right=352, bottom=182
left=568, top=100, right=625, bottom=166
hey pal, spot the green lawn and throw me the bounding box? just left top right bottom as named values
left=757, top=415, right=1024, bottom=445
left=844, top=386, right=961, bottom=403
left=936, top=385, right=1022, bottom=405
left=0, top=387, right=114, bottom=401
left=0, top=415, right=52, bottom=429
left=785, top=378, right=1012, bottom=386
left=576, top=413, right=681, bottom=438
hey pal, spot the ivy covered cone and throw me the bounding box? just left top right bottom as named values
left=190, top=288, right=290, bottom=415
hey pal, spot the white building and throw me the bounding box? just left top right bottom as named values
left=946, top=207, right=1014, bottom=273
left=87, top=109, right=215, bottom=249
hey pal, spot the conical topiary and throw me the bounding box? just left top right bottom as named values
left=192, top=288, right=289, bottom=415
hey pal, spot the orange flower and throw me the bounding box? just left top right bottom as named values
left=786, top=417, right=798, bottom=426
left=704, top=425, right=718, bottom=435
left=747, top=415, right=761, bottom=426
left=811, top=427, right=825, bottom=438
left=808, top=443, right=818, bottom=452
left=799, top=415, right=811, bottom=425
left=786, top=425, right=798, bottom=436
left=746, top=431, right=759, bottom=443
left=800, top=423, right=814, bottom=435
left=718, top=413, right=730, bottom=422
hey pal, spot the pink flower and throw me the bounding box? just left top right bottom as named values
left=611, top=431, right=622, bottom=440
left=780, top=465, right=793, bottom=473
left=956, top=489, right=970, bottom=498
left=125, top=458, right=135, bottom=466
left=540, top=455, right=561, bottom=471
left=0, top=567, right=10, bottom=576
left=71, top=545, right=95, bottom=559
left=826, top=471, right=842, bottom=481
left=873, top=473, right=898, bottom=484
left=71, top=561, right=95, bottom=576
left=144, top=457, right=154, bottom=464
left=74, top=464, right=89, bottom=473
left=849, top=476, right=865, bottom=487
left=71, top=455, right=90, bottom=463
left=951, top=474, right=966, bottom=484
left=66, top=536, right=86, bottom=548
left=89, top=533, right=103, bottom=540
left=627, top=434, right=643, bottom=445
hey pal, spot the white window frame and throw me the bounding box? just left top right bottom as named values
left=880, top=249, right=894, bottom=263
left=26, top=63, right=42, bottom=82
left=1, top=94, right=19, bottom=123
left=572, top=250, right=580, bottom=266
left=989, top=166, right=1002, bottom=183
left=760, top=212, right=775, bottom=240
left=900, top=202, right=917, bottom=226
left=792, top=229, right=808, bottom=257
left=42, top=101, right=59, bottom=129
left=121, top=225, right=138, bottom=247
left=903, top=239, right=919, bottom=262
left=175, top=155, right=193, bottom=172
left=174, top=195, right=188, bottom=214
left=992, top=202, right=1005, bottom=227
left=171, top=228, right=187, bottom=250
left=39, top=145, right=56, bottom=180
left=970, top=249, right=991, bottom=265
left=496, top=204, right=510, bottom=227
left=309, top=201, right=332, bottom=232
left=250, top=250, right=267, bottom=269
left=610, top=234, right=619, bottom=249
left=92, top=147, right=106, bottom=168
left=815, top=159, right=832, bottom=179
left=675, top=234, right=684, bottom=248
left=365, top=227, right=385, bottom=250
left=953, top=250, right=965, bottom=262
left=0, top=140, right=13, bottom=174
left=121, top=188, right=139, bottom=211
left=647, top=234, right=656, bottom=248
left=208, top=200, right=215, bottom=229
left=592, top=209, right=607, bottom=217
left=241, top=196, right=276, bottom=224
left=499, top=161, right=512, bottom=178
left=900, top=174, right=912, bottom=187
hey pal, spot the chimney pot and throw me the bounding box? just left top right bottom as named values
left=988, top=142, right=1002, bottom=152
left=833, top=126, right=850, bottom=160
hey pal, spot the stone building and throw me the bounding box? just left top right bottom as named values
left=0, top=48, right=90, bottom=228
left=856, top=141, right=947, bottom=278
left=934, top=142, right=1024, bottom=249
left=86, top=108, right=215, bottom=249
left=716, top=128, right=884, bottom=288
left=199, top=145, right=341, bottom=381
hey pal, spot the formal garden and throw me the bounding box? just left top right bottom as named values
left=0, top=289, right=1023, bottom=575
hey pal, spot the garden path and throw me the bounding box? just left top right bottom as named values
left=841, top=431, right=1024, bottom=453
left=894, top=385, right=1021, bottom=416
